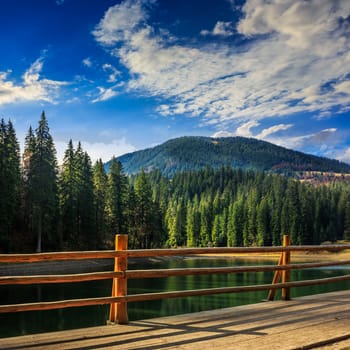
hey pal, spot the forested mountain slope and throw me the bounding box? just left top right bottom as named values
left=111, top=136, right=350, bottom=176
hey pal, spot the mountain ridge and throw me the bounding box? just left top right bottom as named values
left=108, top=136, right=350, bottom=176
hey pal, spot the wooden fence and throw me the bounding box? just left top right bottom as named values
left=1, top=235, right=350, bottom=325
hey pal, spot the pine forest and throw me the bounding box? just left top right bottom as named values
left=1, top=113, right=350, bottom=253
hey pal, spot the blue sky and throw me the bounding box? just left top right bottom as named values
left=1, top=0, right=350, bottom=164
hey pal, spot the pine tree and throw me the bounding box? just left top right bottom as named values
left=218, top=207, right=228, bottom=246
left=256, top=197, right=271, bottom=246
left=126, top=185, right=138, bottom=248
left=227, top=195, right=244, bottom=247
left=199, top=197, right=211, bottom=247
left=106, top=157, right=128, bottom=237
left=185, top=201, right=195, bottom=247
left=0, top=120, right=20, bottom=252
left=59, top=140, right=77, bottom=248
left=211, top=215, right=220, bottom=247
left=245, top=188, right=258, bottom=246
left=60, top=141, right=96, bottom=249
left=165, top=201, right=178, bottom=247
left=24, top=112, right=59, bottom=252
left=77, top=150, right=95, bottom=248
left=344, top=196, right=350, bottom=240
left=93, top=159, right=108, bottom=248
left=134, top=169, right=153, bottom=248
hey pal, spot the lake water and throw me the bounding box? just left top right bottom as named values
left=1, top=257, right=350, bottom=338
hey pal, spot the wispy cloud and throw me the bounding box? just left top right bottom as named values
left=338, top=147, right=350, bottom=164
left=92, top=86, right=119, bottom=103
left=82, top=57, right=93, bottom=68
left=102, top=63, right=121, bottom=83
left=93, top=0, right=350, bottom=128
left=213, top=120, right=293, bottom=140
left=0, top=57, right=66, bottom=105
left=212, top=122, right=340, bottom=160
left=201, top=21, right=234, bottom=36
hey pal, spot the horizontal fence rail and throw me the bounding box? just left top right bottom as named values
left=1, top=245, right=350, bottom=263
left=2, top=260, right=350, bottom=285
left=1, top=234, right=350, bottom=325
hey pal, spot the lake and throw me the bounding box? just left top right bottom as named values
left=1, top=257, right=350, bottom=338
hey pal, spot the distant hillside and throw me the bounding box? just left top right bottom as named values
left=108, top=136, right=350, bottom=176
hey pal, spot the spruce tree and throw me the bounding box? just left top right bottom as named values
left=0, top=120, right=20, bottom=252
left=134, top=169, right=153, bottom=248
left=24, top=112, right=59, bottom=252
left=93, top=159, right=108, bottom=248
left=59, top=140, right=77, bottom=248
left=77, top=150, right=95, bottom=248
left=106, top=157, right=128, bottom=237
left=256, top=197, right=270, bottom=246
left=344, top=196, right=350, bottom=240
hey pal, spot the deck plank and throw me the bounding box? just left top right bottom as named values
left=1, top=290, right=350, bottom=350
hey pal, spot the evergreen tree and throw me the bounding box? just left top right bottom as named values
left=199, top=197, right=211, bottom=247
left=256, top=197, right=271, bottom=246
left=211, top=215, right=220, bottom=247
left=0, top=120, right=21, bottom=252
left=93, top=159, right=108, bottom=248
left=24, top=112, right=59, bottom=252
left=106, top=157, right=128, bottom=237
left=244, top=188, right=258, bottom=246
left=344, top=196, right=350, bottom=240
left=298, top=186, right=314, bottom=244
left=76, top=149, right=95, bottom=248
left=126, top=185, right=138, bottom=248
left=227, top=195, right=244, bottom=246
left=165, top=201, right=178, bottom=247
left=134, top=169, right=153, bottom=248
left=185, top=197, right=201, bottom=247
left=185, top=201, right=195, bottom=247
left=218, top=207, right=228, bottom=246
left=59, top=140, right=77, bottom=248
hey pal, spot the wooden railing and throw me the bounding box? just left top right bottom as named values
left=1, top=235, right=350, bottom=325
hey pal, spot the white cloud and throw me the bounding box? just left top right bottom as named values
left=102, top=63, right=121, bottom=83
left=93, top=0, right=350, bottom=126
left=337, top=148, right=350, bottom=164
left=237, top=0, right=350, bottom=50
left=82, top=57, right=93, bottom=67
left=334, top=81, right=350, bottom=94
left=235, top=120, right=259, bottom=137
left=201, top=21, right=234, bottom=36
left=56, top=138, right=136, bottom=164
left=81, top=138, right=136, bottom=163
left=213, top=124, right=342, bottom=161
left=213, top=121, right=293, bottom=140
left=92, top=86, right=119, bottom=102
left=212, top=130, right=235, bottom=138
left=0, top=57, right=66, bottom=105
left=93, top=0, right=148, bottom=45
left=257, top=124, right=293, bottom=139
left=266, top=128, right=339, bottom=154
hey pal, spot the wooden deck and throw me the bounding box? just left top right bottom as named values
left=1, top=290, right=350, bottom=350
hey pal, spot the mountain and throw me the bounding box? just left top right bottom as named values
left=109, top=136, right=350, bottom=177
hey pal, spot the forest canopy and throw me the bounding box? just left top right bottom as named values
left=1, top=113, right=350, bottom=253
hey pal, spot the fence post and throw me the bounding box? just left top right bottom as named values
left=267, top=253, right=283, bottom=301
left=281, top=234, right=291, bottom=301
left=109, top=234, right=128, bottom=324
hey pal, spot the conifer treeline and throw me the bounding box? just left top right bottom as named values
left=1, top=113, right=350, bottom=252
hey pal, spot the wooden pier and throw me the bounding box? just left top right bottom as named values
left=1, top=235, right=350, bottom=349
left=1, top=290, right=350, bottom=350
